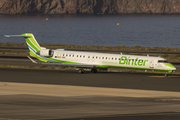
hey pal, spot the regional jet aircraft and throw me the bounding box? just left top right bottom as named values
left=5, top=33, right=176, bottom=76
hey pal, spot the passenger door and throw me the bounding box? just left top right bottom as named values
left=149, top=60, right=154, bottom=68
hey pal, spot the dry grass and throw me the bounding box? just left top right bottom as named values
left=0, top=42, right=27, bottom=47
left=0, top=49, right=27, bottom=55
left=161, top=54, right=180, bottom=61
left=42, top=44, right=180, bottom=52
left=1, top=42, right=180, bottom=51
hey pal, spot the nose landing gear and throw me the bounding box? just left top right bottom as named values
left=165, top=72, right=168, bottom=77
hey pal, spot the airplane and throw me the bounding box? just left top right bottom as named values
left=5, top=33, right=176, bottom=76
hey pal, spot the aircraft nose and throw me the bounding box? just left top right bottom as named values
left=172, top=67, right=176, bottom=71
left=170, top=64, right=176, bottom=71
left=164, top=63, right=176, bottom=70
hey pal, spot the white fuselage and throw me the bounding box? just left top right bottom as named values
left=51, top=49, right=175, bottom=71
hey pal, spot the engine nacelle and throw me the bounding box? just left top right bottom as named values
left=37, top=49, right=53, bottom=57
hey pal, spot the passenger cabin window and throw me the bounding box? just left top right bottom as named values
left=83, top=55, right=85, bottom=58
left=88, top=56, right=90, bottom=58
left=72, top=55, right=74, bottom=57
left=158, top=60, right=169, bottom=63
left=77, top=55, right=78, bottom=57
left=102, top=57, right=104, bottom=59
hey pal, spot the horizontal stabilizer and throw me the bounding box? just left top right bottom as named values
left=4, top=35, right=31, bottom=38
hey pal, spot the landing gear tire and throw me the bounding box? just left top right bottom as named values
left=165, top=72, right=168, bottom=77
left=91, top=68, right=97, bottom=73
left=78, top=68, right=84, bottom=74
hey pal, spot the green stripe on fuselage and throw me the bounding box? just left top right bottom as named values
left=98, top=65, right=173, bottom=72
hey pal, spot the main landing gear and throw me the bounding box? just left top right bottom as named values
left=78, top=68, right=85, bottom=74
left=78, top=68, right=98, bottom=74
left=91, top=68, right=97, bottom=73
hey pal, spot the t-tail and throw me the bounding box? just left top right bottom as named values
left=5, top=33, right=49, bottom=62
left=23, top=33, right=42, bottom=57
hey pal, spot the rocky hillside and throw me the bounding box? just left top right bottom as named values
left=0, top=0, right=180, bottom=14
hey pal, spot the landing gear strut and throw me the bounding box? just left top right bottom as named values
left=78, top=68, right=85, bottom=74
left=165, top=72, right=168, bottom=77
left=91, top=68, right=97, bottom=73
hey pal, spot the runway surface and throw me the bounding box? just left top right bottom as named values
left=0, top=68, right=180, bottom=91
left=1, top=50, right=180, bottom=119
left=1, top=68, right=180, bottom=120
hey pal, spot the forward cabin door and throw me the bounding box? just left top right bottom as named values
left=149, top=60, right=154, bottom=68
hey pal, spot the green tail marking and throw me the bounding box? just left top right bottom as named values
left=22, top=33, right=42, bottom=58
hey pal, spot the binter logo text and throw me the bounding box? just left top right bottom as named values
left=119, top=56, right=148, bottom=66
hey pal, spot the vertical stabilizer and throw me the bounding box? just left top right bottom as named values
left=5, top=33, right=50, bottom=63
left=22, top=33, right=42, bottom=57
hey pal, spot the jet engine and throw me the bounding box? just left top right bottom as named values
left=37, top=49, right=53, bottom=57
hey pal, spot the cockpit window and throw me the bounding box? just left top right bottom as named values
left=158, top=60, right=169, bottom=63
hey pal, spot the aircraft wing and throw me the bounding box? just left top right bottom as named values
left=41, top=62, right=94, bottom=68
left=27, top=55, right=95, bottom=68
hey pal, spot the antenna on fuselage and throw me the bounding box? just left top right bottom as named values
left=147, top=54, right=149, bottom=57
